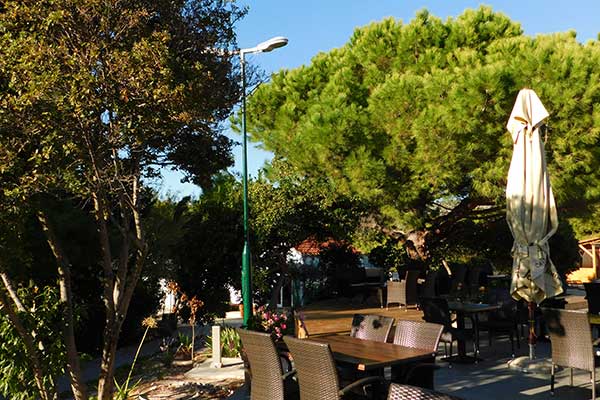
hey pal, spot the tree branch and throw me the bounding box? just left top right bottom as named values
left=0, top=271, right=26, bottom=312
left=37, top=210, right=88, bottom=400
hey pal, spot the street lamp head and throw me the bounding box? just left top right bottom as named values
left=240, top=36, right=288, bottom=56
left=256, top=36, right=288, bottom=53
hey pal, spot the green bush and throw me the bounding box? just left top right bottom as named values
left=0, top=284, right=65, bottom=400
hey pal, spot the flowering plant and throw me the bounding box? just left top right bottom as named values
left=249, top=305, right=294, bottom=339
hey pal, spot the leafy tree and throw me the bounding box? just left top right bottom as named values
left=242, top=6, right=598, bottom=271
left=0, top=1, right=244, bottom=398
left=249, top=161, right=362, bottom=305
left=173, top=174, right=244, bottom=321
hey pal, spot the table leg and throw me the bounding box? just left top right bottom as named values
left=441, top=310, right=481, bottom=364
left=456, top=310, right=467, bottom=358
left=390, top=356, right=436, bottom=390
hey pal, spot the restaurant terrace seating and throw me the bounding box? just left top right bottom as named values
left=420, top=298, right=476, bottom=361
left=477, top=299, right=520, bottom=357
left=392, top=320, right=444, bottom=388
left=543, top=308, right=599, bottom=399
left=284, top=336, right=386, bottom=400
left=350, top=314, right=394, bottom=343
left=386, top=270, right=420, bottom=311
left=237, top=329, right=299, bottom=400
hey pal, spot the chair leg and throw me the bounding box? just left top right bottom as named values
left=593, top=368, right=596, bottom=400
left=570, top=368, right=573, bottom=386
left=550, top=363, right=555, bottom=395
left=509, top=332, right=515, bottom=358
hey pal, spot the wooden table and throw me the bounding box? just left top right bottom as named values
left=446, top=301, right=501, bottom=363
left=311, top=334, right=435, bottom=371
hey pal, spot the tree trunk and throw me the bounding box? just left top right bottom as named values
left=97, top=325, right=121, bottom=399
left=37, top=211, right=88, bottom=400
left=96, top=172, right=148, bottom=400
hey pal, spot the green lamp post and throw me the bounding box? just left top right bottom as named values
left=239, top=36, right=288, bottom=327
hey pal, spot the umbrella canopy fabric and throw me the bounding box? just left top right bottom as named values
left=506, top=89, right=563, bottom=304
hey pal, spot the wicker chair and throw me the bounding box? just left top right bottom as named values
left=420, top=270, right=439, bottom=299
left=350, top=314, right=394, bottom=343
left=420, top=298, right=476, bottom=360
left=585, top=282, right=600, bottom=315
left=387, top=383, right=463, bottom=400
left=391, top=320, right=444, bottom=388
left=237, top=329, right=298, bottom=400
left=542, top=308, right=599, bottom=399
left=284, top=336, right=386, bottom=400
left=387, top=270, right=420, bottom=311
left=393, top=320, right=444, bottom=351
left=477, top=299, right=520, bottom=357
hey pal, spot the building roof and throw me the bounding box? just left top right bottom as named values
left=579, top=236, right=600, bottom=246
left=294, top=236, right=359, bottom=255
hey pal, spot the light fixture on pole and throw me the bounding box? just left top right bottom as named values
left=239, top=36, right=288, bottom=327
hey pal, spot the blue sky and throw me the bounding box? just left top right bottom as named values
left=157, top=0, right=600, bottom=198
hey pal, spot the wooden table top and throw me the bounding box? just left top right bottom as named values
left=310, top=334, right=435, bottom=371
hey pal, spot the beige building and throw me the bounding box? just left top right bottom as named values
left=567, top=236, right=600, bottom=283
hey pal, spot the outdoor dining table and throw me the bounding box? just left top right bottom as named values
left=446, top=301, right=501, bottom=363
left=310, top=333, right=436, bottom=372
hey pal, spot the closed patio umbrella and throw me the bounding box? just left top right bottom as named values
left=506, top=88, right=563, bottom=362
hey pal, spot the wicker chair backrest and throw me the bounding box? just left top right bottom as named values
left=350, top=314, right=394, bottom=342
left=387, top=383, right=463, bottom=400
left=393, top=320, right=444, bottom=352
left=284, top=336, right=341, bottom=400
left=238, top=329, right=285, bottom=400
left=542, top=308, right=595, bottom=372
left=387, top=281, right=405, bottom=304
left=420, top=298, right=452, bottom=328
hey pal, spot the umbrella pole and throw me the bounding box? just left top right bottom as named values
left=528, top=301, right=536, bottom=360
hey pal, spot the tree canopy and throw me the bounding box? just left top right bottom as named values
left=243, top=6, right=600, bottom=264
left=0, top=0, right=245, bottom=398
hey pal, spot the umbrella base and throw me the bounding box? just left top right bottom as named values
left=507, top=356, right=554, bottom=374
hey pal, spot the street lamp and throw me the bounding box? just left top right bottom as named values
left=239, top=36, right=288, bottom=327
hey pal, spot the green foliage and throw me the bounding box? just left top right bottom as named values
left=113, top=317, right=154, bottom=400
left=249, top=161, right=363, bottom=304
left=240, top=6, right=600, bottom=260
left=206, top=326, right=242, bottom=358
left=178, top=332, right=193, bottom=353
left=172, top=174, right=243, bottom=320
left=113, top=378, right=141, bottom=400
left=368, top=240, right=410, bottom=272
left=0, top=285, right=64, bottom=400
left=318, top=242, right=362, bottom=297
